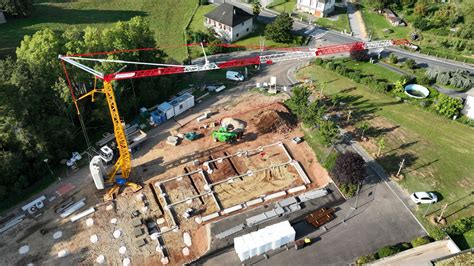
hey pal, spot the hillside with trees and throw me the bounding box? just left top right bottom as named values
left=0, top=17, right=181, bottom=206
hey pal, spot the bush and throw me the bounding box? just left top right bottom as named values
left=411, top=236, right=432, bottom=247
left=418, top=75, right=432, bottom=85
left=413, top=17, right=431, bottom=30
left=356, top=254, right=376, bottom=265
left=314, top=58, right=324, bottom=65
left=445, top=216, right=474, bottom=236
left=375, top=81, right=389, bottom=92
left=400, top=74, right=416, bottom=84
left=377, top=246, right=400, bottom=259
left=325, top=61, right=336, bottom=70
left=400, top=242, right=412, bottom=251
left=435, top=94, right=463, bottom=118
left=430, top=227, right=447, bottom=241
left=388, top=53, right=398, bottom=64
left=331, top=152, right=366, bottom=185
left=348, top=71, right=362, bottom=82
left=335, top=65, right=347, bottom=75
left=404, top=58, right=417, bottom=69
left=339, top=183, right=358, bottom=198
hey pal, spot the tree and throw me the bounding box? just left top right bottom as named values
left=286, top=85, right=310, bottom=117
left=413, top=2, right=427, bottom=16
left=331, top=152, right=366, bottom=185
left=0, top=0, right=33, bottom=17
left=252, top=2, right=261, bottom=16
left=358, top=122, right=370, bottom=139
left=206, top=38, right=224, bottom=55
left=435, top=94, right=463, bottom=118
left=404, top=58, right=416, bottom=69
left=432, top=4, right=460, bottom=27
left=350, top=49, right=369, bottom=62
left=320, top=120, right=339, bottom=145
left=377, top=137, right=385, bottom=157
left=365, top=0, right=389, bottom=11
left=388, top=53, right=398, bottom=64
left=413, top=17, right=431, bottom=30
left=303, top=100, right=326, bottom=128
left=264, top=12, right=293, bottom=43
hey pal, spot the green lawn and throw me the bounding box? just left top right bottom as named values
left=314, top=7, right=350, bottom=32
left=360, top=7, right=411, bottom=40
left=188, top=4, right=215, bottom=33
left=345, top=61, right=402, bottom=83
left=269, top=0, right=296, bottom=13
left=0, top=0, right=198, bottom=61
left=296, top=63, right=474, bottom=228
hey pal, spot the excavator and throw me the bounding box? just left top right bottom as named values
left=59, top=39, right=411, bottom=201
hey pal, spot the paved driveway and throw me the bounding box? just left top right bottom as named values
left=200, top=171, right=426, bottom=265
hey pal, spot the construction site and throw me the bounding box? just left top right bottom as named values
left=0, top=90, right=331, bottom=265
left=0, top=36, right=417, bottom=265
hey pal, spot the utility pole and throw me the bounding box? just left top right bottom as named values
left=396, top=158, right=405, bottom=177
left=351, top=182, right=361, bottom=210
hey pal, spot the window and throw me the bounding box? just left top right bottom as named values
left=246, top=28, right=249, bottom=32
left=179, top=104, right=183, bottom=110
left=236, top=33, right=239, bottom=37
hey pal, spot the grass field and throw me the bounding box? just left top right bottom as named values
left=188, top=4, right=215, bottom=33
left=269, top=0, right=296, bottom=13
left=359, top=7, right=411, bottom=40
left=0, top=0, right=198, bottom=61
left=296, top=63, right=474, bottom=232
left=345, top=61, right=402, bottom=83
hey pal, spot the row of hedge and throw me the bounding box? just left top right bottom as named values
left=313, top=58, right=467, bottom=123
left=356, top=236, right=433, bottom=264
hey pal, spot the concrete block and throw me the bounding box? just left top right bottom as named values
left=264, top=191, right=286, bottom=201
left=277, top=197, right=297, bottom=208
left=287, top=185, right=306, bottom=194
left=222, top=204, right=243, bottom=214
left=246, top=213, right=269, bottom=227
left=201, top=212, right=220, bottom=222
left=298, top=188, right=329, bottom=202
left=215, top=223, right=245, bottom=239
left=264, top=210, right=277, bottom=219
left=245, top=198, right=263, bottom=207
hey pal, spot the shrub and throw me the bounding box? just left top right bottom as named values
left=356, top=254, right=376, bottom=265
left=413, top=17, right=431, bottom=30
left=377, top=246, right=400, bottom=259
left=339, top=183, right=358, bottom=198
left=400, top=74, right=416, bottom=84
left=325, top=61, right=336, bottom=70
left=375, top=81, right=388, bottom=92
left=360, top=76, right=375, bottom=86
left=435, top=94, right=463, bottom=118
left=404, top=58, right=417, bottom=69
left=411, top=236, right=432, bottom=247
left=418, top=75, right=432, bottom=85
left=430, top=227, right=447, bottom=241
left=445, top=216, right=474, bottom=236
left=331, top=152, right=366, bottom=185
left=388, top=53, right=398, bottom=64
left=335, top=65, right=347, bottom=75
left=400, top=242, right=412, bottom=251
left=348, top=71, right=362, bottom=82
left=314, top=58, right=323, bottom=65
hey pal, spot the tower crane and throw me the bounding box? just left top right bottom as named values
left=59, top=38, right=410, bottom=201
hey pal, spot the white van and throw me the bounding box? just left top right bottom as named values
left=226, top=71, right=244, bottom=81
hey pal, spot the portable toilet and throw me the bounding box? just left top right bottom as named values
left=158, top=102, right=174, bottom=120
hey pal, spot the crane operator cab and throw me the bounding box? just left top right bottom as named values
left=99, top=145, right=114, bottom=163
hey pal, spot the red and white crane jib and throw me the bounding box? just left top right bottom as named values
left=60, top=38, right=409, bottom=82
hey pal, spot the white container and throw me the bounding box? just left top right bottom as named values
left=234, top=236, right=249, bottom=261
left=171, top=93, right=195, bottom=117
left=89, top=156, right=105, bottom=190
left=243, top=234, right=257, bottom=258
left=158, top=102, right=175, bottom=120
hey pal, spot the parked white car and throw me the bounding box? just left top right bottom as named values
left=410, top=192, right=438, bottom=204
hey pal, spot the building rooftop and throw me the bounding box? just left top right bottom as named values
left=372, top=239, right=460, bottom=265
left=204, top=3, right=254, bottom=27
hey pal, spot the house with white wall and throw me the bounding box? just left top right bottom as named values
left=296, top=0, right=335, bottom=18
left=204, top=3, right=254, bottom=42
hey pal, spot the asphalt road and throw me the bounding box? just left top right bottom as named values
left=201, top=172, right=426, bottom=265
left=227, top=0, right=474, bottom=73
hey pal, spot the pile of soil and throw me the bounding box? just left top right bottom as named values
left=253, top=107, right=297, bottom=134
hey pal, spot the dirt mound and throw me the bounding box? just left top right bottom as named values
left=253, top=106, right=297, bottom=134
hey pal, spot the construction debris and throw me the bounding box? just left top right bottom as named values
left=53, top=231, right=63, bottom=240
left=90, top=234, right=98, bottom=243
left=119, top=246, right=127, bottom=254
left=183, top=232, right=192, bottom=247
left=113, top=230, right=121, bottom=239
left=253, top=105, right=296, bottom=134
left=19, top=245, right=30, bottom=255
left=96, top=255, right=105, bottom=264
left=86, top=218, right=94, bottom=226
left=57, top=249, right=68, bottom=258
left=70, top=207, right=95, bottom=222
